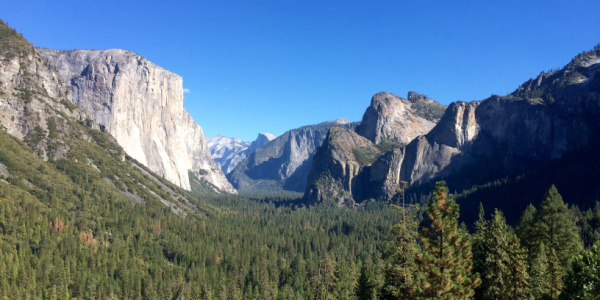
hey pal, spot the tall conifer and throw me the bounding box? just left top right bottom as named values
left=471, top=203, right=488, bottom=299
left=507, top=233, right=530, bottom=300
left=561, top=242, right=600, bottom=299
left=383, top=183, right=421, bottom=299
left=417, top=181, right=480, bottom=299
left=536, top=185, right=581, bottom=271
left=548, top=248, right=563, bottom=299
left=481, top=209, right=511, bottom=300
left=530, top=242, right=550, bottom=299
left=517, top=203, right=538, bottom=270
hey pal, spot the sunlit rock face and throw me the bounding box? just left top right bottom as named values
left=39, top=48, right=235, bottom=192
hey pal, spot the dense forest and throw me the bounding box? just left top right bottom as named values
left=2, top=131, right=600, bottom=300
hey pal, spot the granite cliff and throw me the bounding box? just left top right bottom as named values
left=395, top=47, right=600, bottom=191
left=0, top=20, right=212, bottom=215
left=304, top=126, right=383, bottom=206
left=38, top=49, right=235, bottom=193
left=228, top=119, right=357, bottom=193
left=304, top=92, right=445, bottom=204
left=305, top=45, right=600, bottom=205
left=355, top=91, right=445, bottom=145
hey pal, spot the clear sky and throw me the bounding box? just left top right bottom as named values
left=2, top=1, right=600, bottom=142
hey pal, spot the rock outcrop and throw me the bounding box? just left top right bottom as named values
left=208, top=133, right=275, bottom=174
left=38, top=48, right=235, bottom=193
left=355, top=92, right=445, bottom=145
left=304, top=126, right=382, bottom=206
left=304, top=45, right=600, bottom=204
left=228, top=119, right=357, bottom=192
left=395, top=47, right=600, bottom=191
left=0, top=28, right=78, bottom=160
left=304, top=92, right=446, bottom=203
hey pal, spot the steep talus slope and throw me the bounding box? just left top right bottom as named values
left=38, top=48, right=235, bottom=193
left=228, top=119, right=357, bottom=192
left=0, top=20, right=215, bottom=216
left=208, top=133, right=275, bottom=174
left=355, top=91, right=445, bottom=145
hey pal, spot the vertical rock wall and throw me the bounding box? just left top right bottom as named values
left=39, top=49, right=234, bottom=192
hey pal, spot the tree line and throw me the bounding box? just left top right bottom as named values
left=381, top=182, right=599, bottom=299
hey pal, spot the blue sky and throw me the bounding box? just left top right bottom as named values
left=2, top=1, right=600, bottom=141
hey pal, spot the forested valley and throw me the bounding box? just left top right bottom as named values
left=2, top=130, right=600, bottom=300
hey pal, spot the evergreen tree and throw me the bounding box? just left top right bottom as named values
left=417, top=181, right=480, bottom=299
left=516, top=203, right=538, bottom=270
left=561, top=242, right=600, bottom=299
left=356, top=259, right=377, bottom=300
left=313, top=254, right=336, bottom=300
left=471, top=203, right=488, bottom=299
left=530, top=242, right=550, bottom=299
left=506, top=233, right=530, bottom=300
left=548, top=248, right=564, bottom=299
left=383, top=183, right=421, bottom=299
left=481, top=209, right=511, bottom=300
left=536, top=185, right=581, bottom=270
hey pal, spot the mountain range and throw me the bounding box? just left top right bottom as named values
left=2, top=17, right=600, bottom=218
left=207, top=133, right=275, bottom=174
left=226, top=118, right=358, bottom=193
left=303, top=45, right=600, bottom=220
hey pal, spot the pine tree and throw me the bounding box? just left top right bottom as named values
left=313, top=254, right=336, bottom=300
left=481, top=209, right=511, bottom=300
left=471, top=203, right=488, bottom=299
left=506, top=233, right=530, bottom=300
left=517, top=203, right=538, bottom=270
left=356, top=260, right=377, bottom=300
left=530, top=242, right=550, bottom=299
left=383, top=183, right=421, bottom=299
left=417, top=181, right=480, bottom=299
left=536, top=186, right=581, bottom=270
left=547, top=248, right=563, bottom=299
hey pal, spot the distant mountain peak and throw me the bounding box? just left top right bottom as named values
left=332, top=118, right=351, bottom=124
left=208, top=132, right=276, bottom=174
left=257, top=132, right=276, bottom=140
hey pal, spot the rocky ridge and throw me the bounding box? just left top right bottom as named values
left=304, top=45, right=600, bottom=205
left=228, top=119, right=357, bottom=192
left=304, top=92, right=446, bottom=204
left=38, top=48, right=235, bottom=193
